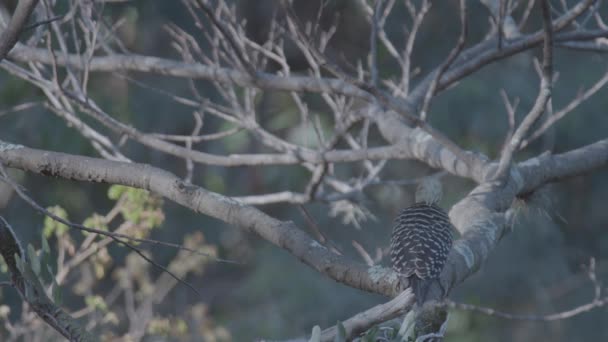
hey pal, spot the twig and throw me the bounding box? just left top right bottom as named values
left=0, top=166, right=235, bottom=298
left=446, top=258, right=607, bottom=321
left=281, top=0, right=477, bottom=169
left=352, top=240, right=375, bottom=266
left=494, top=0, right=554, bottom=181
left=0, top=216, right=95, bottom=341
left=402, top=0, right=431, bottom=95
left=0, top=101, right=39, bottom=117
left=419, top=0, right=467, bottom=121
left=369, top=0, right=382, bottom=88
left=499, top=89, right=518, bottom=153
left=0, top=0, right=39, bottom=62
left=519, top=0, right=537, bottom=31
left=0, top=166, right=238, bottom=265
left=446, top=297, right=608, bottom=321
left=319, top=289, right=415, bottom=341
left=22, top=14, right=63, bottom=31
left=415, top=313, right=449, bottom=342
left=497, top=0, right=505, bottom=48
left=193, top=0, right=256, bottom=76
left=522, top=68, right=608, bottom=148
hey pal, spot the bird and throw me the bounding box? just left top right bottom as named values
left=390, top=177, right=453, bottom=306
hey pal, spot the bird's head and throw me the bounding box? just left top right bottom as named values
left=415, top=177, right=443, bottom=205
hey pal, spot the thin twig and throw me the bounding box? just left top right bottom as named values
left=522, top=68, right=608, bottom=148
left=22, top=15, right=63, bottom=31
left=420, top=0, right=467, bottom=121
left=352, top=240, right=375, bottom=266
left=499, top=89, right=518, bottom=153
left=0, top=166, right=240, bottom=265
left=494, top=0, right=554, bottom=181
left=447, top=297, right=608, bottom=321
left=0, top=169, right=206, bottom=297
left=446, top=258, right=607, bottom=321
left=369, top=0, right=383, bottom=88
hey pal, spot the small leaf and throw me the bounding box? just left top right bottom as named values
left=40, top=236, right=53, bottom=279
left=43, top=206, right=69, bottom=238
left=85, top=295, right=108, bottom=312
left=363, top=326, right=379, bottom=341
left=27, top=245, right=40, bottom=276
left=52, top=279, right=62, bottom=305
left=335, top=321, right=346, bottom=342
left=40, top=263, right=55, bottom=284
left=309, top=325, right=321, bottom=342
left=14, top=253, right=24, bottom=273
left=41, top=235, right=50, bottom=255
left=82, top=214, right=108, bottom=235
left=0, top=258, right=7, bottom=273
left=108, top=185, right=126, bottom=200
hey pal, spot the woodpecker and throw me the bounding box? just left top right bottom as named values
left=390, top=178, right=453, bottom=306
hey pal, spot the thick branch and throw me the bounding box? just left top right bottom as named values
left=0, top=0, right=38, bottom=61
left=2, top=137, right=607, bottom=339
left=320, top=289, right=415, bottom=341
left=0, top=141, right=399, bottom=296
left=519, top=138, right=608, bottom=194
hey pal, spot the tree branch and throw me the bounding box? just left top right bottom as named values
left=0, top=0, right=39, bottom=61
left=2, top=135, right=607, bottom=338
left=0, top=216, right=95, bottom=342
left=0, top=140, right=400, bottom=296
left=494, top=0, right=554, bottom=180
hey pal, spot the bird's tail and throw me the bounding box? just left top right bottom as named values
left=409, top=276, right=432, bottom=306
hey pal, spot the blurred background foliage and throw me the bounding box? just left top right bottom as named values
left=0, top=0, right=607, bottom=341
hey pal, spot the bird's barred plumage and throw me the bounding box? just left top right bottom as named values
left=390, top=202, right=453, bottom=305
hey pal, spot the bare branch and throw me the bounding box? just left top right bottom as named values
left=518, top=138, right=608, bottom=193
left=499, top=89, right=518, bottom=149
left=494, top=0, right=554, bottom=181
left=420, top=0, right=467, bottom=121
left=1, top=132, right=606, bottom=318
left=319, top=289, right=414, bottom=341
left=402, top=0, right=431, bottom=95
left=445, top=257, right=608, bottom=321
left=369, top=0, right=382, bottom=88
left=0, top=140, right=401, bottom=296
left=409, top=0, right=596, bottom=106
left=447, top=297, right=608, bottom=321
left=0, top=0, right=39, bottom=61
left=522, top=68, right=608, bottom=148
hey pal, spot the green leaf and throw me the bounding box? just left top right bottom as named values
left=38, top=235, right=55, bottom=282
left=14, top=253, right=24, bottom=273
left=85, top=295, right=108, bottom=312
left=363, top=326, right=379, bottom=341
left=51, top=279, right=62, bottom=305
left=27, top=244, right=40, bottom=276
left=43, top=206, right=69, bottom=238
left=0, top=257, right=7, bottom=273
left=40, top=263, right=55, bottom=284
left=108, top=185, right=127, bottom=200
left=41, top=235, right=50, bottom=255
left=335, top=321, right=346, bottom=342
left=309, top=325, right=321, bottom=342
left=82, top=214, right=108, bottom=236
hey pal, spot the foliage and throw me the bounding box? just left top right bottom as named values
left=0, top=185, right=228, bottom=341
